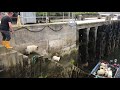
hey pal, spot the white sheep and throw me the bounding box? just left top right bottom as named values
left=104, top=69, right=109, bottom=77
left=101, top=63, right=106, bottom=67
left=52, top=56, right=60, bottom=62
left=108, top=70, right=112, bottom=78
left=97, top=69, right=105, bottom=76
left=100, top=66, right=106, bottom=70
left=25, top=45, right=38, bottom=54
left=107, top=68, right=112, bottom=78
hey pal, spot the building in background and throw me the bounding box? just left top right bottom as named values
left=20, top=12, right=36, bottom=24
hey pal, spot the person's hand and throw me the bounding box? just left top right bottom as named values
left=10, top=30, right=14, bottom=34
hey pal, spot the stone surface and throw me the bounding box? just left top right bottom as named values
left=0, top=50, right=17, bottom=68
left=9, top=23, right=77, bottom=54
left=0, top=45, right=11, bottom=54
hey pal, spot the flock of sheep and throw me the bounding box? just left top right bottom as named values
left=25, top=45, right=60, bottom=62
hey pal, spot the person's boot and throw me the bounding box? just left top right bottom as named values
left=4, top=41, right=13, bottom=49
left=1, top=41, right=5, bottom=46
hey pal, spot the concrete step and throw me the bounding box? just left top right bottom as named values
left=17, top=52, right=24, bottom=66
left=0, top=50, right=18, bottom=68
left=0, top=45, right=11, bottom=54
left=0, top=45, right=29, bottom=69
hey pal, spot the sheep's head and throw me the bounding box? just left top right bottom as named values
left=101, top=63, right=106, bottom=67
left=100, top=66, right=106, bottom=70
left=97, top=69, right=105, bottom=76
left=31, top=45, right=38, bottom=50
left=36, top=46, right=39, bottom=50
left=25, top=48, right=30, bottom=54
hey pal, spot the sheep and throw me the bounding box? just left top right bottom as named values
left=104, top=69, right=109, bottom=77
left=52, top=56, right=60, bottom=62
left=100, top=66, right=106, bottom=70
left=103, top=67, right=112, bottom=78
left=25, top=45, right=38, bottom=54
left=108, top=70, right=112, bottom=78
left=97, top=69, right=105, bottom=76
left=101, top=63, right=106, bottom=67
left=107, top=68, right=112, bottom=78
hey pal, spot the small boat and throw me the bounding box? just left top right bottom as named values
left=89, top=59, right=120, bottom=78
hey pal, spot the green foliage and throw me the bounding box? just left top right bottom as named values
left=39, top=74, right=48, bottom=78
left=36, top=12, right=99, bottom=16
left=36, top=12, right=47, bottom=16
left=70, top=59, right=75, bottom=65
left=73, top=12, right=99, bottom=15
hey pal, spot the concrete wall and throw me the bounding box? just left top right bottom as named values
left=0, top=45, right=28, bottom=69
left=9, top=23, right=77, bottom=55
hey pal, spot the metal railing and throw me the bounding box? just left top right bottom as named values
left=11, top=15, right=75, bottom=25
left=8, top=12, right=76, bottom=25
left=0, top=12, right=101, bottom=25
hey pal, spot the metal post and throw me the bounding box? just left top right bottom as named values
left=72, top=12, right=74, bottom=20
left=68, top=12, right=70, bottom=19
left=46, top=12, right=47, bottom=23
left=20, top=12, right=24, bottom=25
left=63, top=12, right=64, bottom=22
left=42, top=12, right=44, bottom=21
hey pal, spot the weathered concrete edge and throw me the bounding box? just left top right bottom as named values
left=13, top=19, right=120, bottom=30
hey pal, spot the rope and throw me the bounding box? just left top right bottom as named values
left=47, top=25, right=63, bottom=32
left=14, top=26, right=47, bottom=32
left=13, top=25, right=64, bottom=32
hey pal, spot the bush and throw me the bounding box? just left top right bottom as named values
left=36, top=12, right=47, bottom=16
left=73, top=12, right=99, bottom=15
left=36, top=12, right=99, bottom=16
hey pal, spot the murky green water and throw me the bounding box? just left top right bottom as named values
left=82, top=47, right=120, bottom=74
left=103, top=48, right=120, bottom=64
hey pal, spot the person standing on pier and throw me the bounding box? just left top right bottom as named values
left=0, top=12, right=14, bottom=49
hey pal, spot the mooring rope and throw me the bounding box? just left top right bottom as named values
left=47, top=25, right=63, bottom=32
left=13, top=25, right=64, bottom=32
left=14, top=26, right=47, bottom=32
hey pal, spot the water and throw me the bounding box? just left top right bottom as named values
left=82, top=47, right=120, bottom=75
left=103, top=48, right=120, bottom=64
